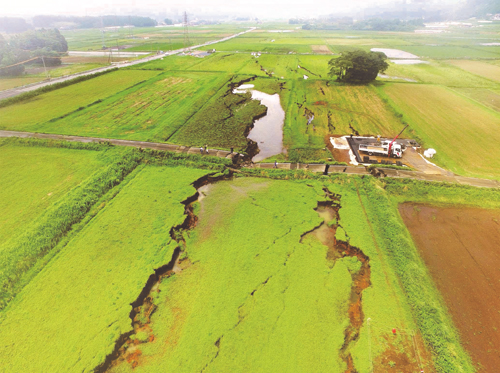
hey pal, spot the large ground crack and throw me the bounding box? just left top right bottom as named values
left=302, top=188, right=371, bottom=373
left=94, top=171, right=234, bottom=373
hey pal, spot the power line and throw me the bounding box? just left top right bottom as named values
left=183, top=11, right=190, bottom=51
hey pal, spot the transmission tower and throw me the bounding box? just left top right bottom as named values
left=183, top=11, right=191, bottom=51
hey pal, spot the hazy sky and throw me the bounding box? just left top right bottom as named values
left=3, top=0, right=461, bottom=19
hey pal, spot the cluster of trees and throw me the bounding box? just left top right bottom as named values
left=32, top=15, right=157, bottom=29
left=0, top=29, right=68, bottom=76
left=299, top=17, right=424, bottom=31
left=328, top=50, right=388, bottom=84
left=0, top=17, right=32, bottom=33
left=352, top=18, right=424, bottom=31
left=459, top=0, right=500, bottom=17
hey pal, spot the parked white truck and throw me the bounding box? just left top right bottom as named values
left=359, top=140, right=403, bottom=158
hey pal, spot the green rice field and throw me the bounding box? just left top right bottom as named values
left=0, top=141, right=108, bottom=244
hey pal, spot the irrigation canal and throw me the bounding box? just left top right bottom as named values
left=1, top=130, right=499, bottom=189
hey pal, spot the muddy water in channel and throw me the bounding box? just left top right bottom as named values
left=234, top=85, right=285, bottom=162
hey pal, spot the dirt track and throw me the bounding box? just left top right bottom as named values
left=1, top=130, right=499, bottom=189
left=399, top=204, right=500, bottom=372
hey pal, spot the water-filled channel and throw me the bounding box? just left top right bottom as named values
left=233, top=84, right=285, bottom=162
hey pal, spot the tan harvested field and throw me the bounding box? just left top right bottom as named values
left=307, top=81, right=404, bottom=136
left=446, top=60, right=500, bottom=83
left=311, top=45, right=332, bottom=54
left=0, top=77, right=44, bottom=91
left=453, top=88, right=500, bottom=113
left=400, top=204, right=500, bottom=373
left=382, top=83, right=500, bottom=179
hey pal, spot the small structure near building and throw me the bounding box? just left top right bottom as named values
left=424, top=148, right=436, bottom=158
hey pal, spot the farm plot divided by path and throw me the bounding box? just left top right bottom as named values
left=399, top=204, right=500, bottom=373
left=39, top=72, right=230, bottom=142
left=0, top=142, right=108, bottom=244
left=0, top=166, right=208, bottom=372
left=0, top=70, right=160, bottom=131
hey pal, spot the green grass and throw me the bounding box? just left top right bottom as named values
left=127, top=54, right=206, bottom=71
left=169, top=77, right=267, bottom=149
left=451, top=87, right=500, bottom=113
left=0, top=70, right=160, bottom=131
left=401, top=45, right=500, bottom=59
left=276, top=79, right=404, bottom=156
left=62, top=25, right=243, bottom=51
left=0, top=141, right=109, bottom=245
left=187, top=52, right=256, bottom=72
left=0, top=147, right=142, bottom=310
left=0, top=165, right=209, bottom=373
left=379, top=83, right=500, bottom=179
left=0, top=64, right=105, bottom=91
left=103, top=175, right=433, bottom=372
left=445, top=60, right=500, bottom=83
left=384, top=61, right=497, bottom=87
left=39, top=72, right=229, bottom=141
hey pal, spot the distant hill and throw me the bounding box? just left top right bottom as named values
left=32, top=15, right=157, bottom=29
left=461, top=0, right=500, bottom=17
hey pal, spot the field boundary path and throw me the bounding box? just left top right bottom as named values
left=0, top=27, right=257, bottom=101
left=1, top=130, right=499, bottom=188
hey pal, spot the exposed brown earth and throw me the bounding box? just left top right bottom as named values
left=302, top=190, right=372, bottom=372
left=399, top=203, right=500, bottom=373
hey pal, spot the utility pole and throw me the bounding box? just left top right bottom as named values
left=116, top=39, right=120, bottom=59
left=183, top=11, right=190, bottom=52
left=101, top=30, right=106, bottom=49
left=41, top=56, right=49, bottom=80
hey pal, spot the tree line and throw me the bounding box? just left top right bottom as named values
left=32, top=15, right=157, bottom=29
left=0, top=29, right=68, bottom=76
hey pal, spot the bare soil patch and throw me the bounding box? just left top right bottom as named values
left=312, top=45, right=332, bottom=54
left=399, top=203, right=500, bottom=372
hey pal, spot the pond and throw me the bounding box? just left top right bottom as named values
left=233, top=84, right=285, bottom=162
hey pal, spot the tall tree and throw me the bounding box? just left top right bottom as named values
left=328, top=50, right=388, bottom=83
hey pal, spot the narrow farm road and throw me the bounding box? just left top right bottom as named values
left=1, top=130, right=498, bottom=188
left=0, top=27, right=256, bottom=101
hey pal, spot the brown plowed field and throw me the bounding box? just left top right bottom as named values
left=399, top=204, right=500, bottom=372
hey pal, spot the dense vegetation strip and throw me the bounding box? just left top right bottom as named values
left=0, top=140, right=110, bottom=247
left=0, top=148, right=142, bottom=310
left=357, top=177, right=476, bottom=373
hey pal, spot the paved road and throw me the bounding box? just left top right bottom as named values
left=2, top=130, right=498, bottom=189
left=0, top=27, right=256, bottom=101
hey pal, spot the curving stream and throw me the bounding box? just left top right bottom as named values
left=234, top=84, right=285, bottom=162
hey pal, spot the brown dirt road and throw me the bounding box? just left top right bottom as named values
left=399, top=204, right=500, bottom=372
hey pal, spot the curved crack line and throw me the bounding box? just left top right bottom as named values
left=302, top=187, right=371, bottom=373
left=93, top=171, right=235, bottom=373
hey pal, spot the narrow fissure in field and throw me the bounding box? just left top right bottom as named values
left=302, top=188, right=371, bottom=373
left=94, top=171, right=234, bottom=373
